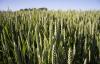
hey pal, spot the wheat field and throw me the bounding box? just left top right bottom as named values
left=0, top=10, right=100, bottom=64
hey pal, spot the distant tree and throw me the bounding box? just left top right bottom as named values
left=24, top=8, right=29, bottom=11
left=19, top=7, right=48, bottom=11
left=38, top=7, right=48, bottom=11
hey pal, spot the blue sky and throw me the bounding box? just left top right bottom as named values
left=0, top=0, right=100, bottom=11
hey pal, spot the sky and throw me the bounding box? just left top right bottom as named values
left=0, top=0, right=100, bottom=11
